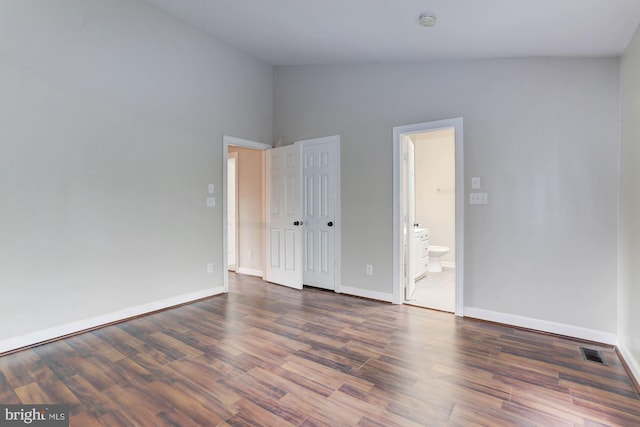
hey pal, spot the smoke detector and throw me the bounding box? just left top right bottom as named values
left=419, top=14, right=437, bottom=27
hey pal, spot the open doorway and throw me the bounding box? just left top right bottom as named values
left=226, top=146, right=264, bottom=277
left=222, top=136, right=272, bottom=292
left=227, top=151, right=238, bottom=272
left=392, top=118, right=464, bottom=316
left=405, top=128, right=456, bottom=311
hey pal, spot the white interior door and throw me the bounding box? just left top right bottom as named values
left=265, top=144, right=303, bottom=289
left=302, top=138, right=337, bottom=290
left=404, top=137, right=416, bottom=300
left=227, top=153, right=237, bottom=270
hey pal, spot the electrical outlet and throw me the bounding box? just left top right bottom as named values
left=366, top=264, right=373, bottom=275
left=207, top=263, right=213, bottom=273
left=206, top=197, right=216, bottom=207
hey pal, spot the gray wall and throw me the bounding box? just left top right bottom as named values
left=0, top=0, right=272, bottom=340
left=619, top=25, right=640, bottom=376
left=0, top=0, right=628, bottom=351
left=274, top=58, right=620, bottom=333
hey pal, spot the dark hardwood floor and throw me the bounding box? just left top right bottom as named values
left=1, top=273, right=639, bottom=426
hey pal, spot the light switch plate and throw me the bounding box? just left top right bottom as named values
left=208, top=184, right=214, bottom=194
left=471, top=177, right=481, bottom=189
left=469, top=192, right=488, bottom=205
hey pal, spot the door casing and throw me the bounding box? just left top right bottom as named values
left=392, top=118, right=464, bottom=316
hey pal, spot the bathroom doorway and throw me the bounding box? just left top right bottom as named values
left=392, top=118, right=464, bottom=316
left=407, top=128, right=456, bottom=311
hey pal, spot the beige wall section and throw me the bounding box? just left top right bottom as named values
left=412, top=129, right=456, bottom=264
left=228, top=147, right=265, bottom=274
left=619, top=24, right=640, bottom=379
left=0, top=0, right=273, bottom=341
left=274, top=58, right=620, bottom=334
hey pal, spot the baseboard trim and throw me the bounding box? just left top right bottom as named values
left=236, top=268, right=264, bottom=277
left=338, top=285, right=394, bottom=303
left=0, top=286, right=226, bottom=355
left=617, top=343, right=640, bottom=391
left=464, top=307, right=617, bottom=345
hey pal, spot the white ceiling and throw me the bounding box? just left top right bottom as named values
left=142, top=0, right=640, bottom=66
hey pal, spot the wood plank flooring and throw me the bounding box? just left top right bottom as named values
left=1, top=272, right=639, bottom=426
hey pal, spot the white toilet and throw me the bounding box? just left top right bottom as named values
left=427, top=245, right=450, bottom=272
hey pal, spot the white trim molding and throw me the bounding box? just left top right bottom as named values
left=236, top=267, right=264, bottom=277
left=338, top=285, right=394, bottom=303
left=392, top=117, right=464, bottom=317
left=617, top=343, right=640, bottom=386
left=464, top=307, right=617, bottom=345
left=0, top=287, right=225, bottom=354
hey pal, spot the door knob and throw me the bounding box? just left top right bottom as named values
left=327, top=221, right=334, bottom=227
left=294, top=221, right=300, bottom=226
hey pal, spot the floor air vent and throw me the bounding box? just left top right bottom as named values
left=580, top=347, right=607, bottom=365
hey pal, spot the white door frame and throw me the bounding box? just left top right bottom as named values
left=392, top=118, right=464, bottom=316
left=222, top=135, right=272, bottom=292
left=298, top=135, right=341, bottom=293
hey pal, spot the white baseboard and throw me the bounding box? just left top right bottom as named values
left=236, top=267, right=264, bottom=277
left=338, top=285, right=394, bottom=303
left=441, top=261, right=456, bottom=268
left=617, top=342, right=640, bottom=387
left=464, top=307, right=617, bottom=345
left=0, top=286, right=226, bottom=354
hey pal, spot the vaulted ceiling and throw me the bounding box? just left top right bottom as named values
left=142, top=0, right=640, bottom=65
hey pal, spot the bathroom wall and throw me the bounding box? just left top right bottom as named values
left=412, top=128, right=456, bottom=264
left=0, top=0, right=273, bottom=344
left=619, top=23, right=640, bottom=382
left=228, top=147, right=265, bottom=275
left=274, top=58, right=620, bottom=337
